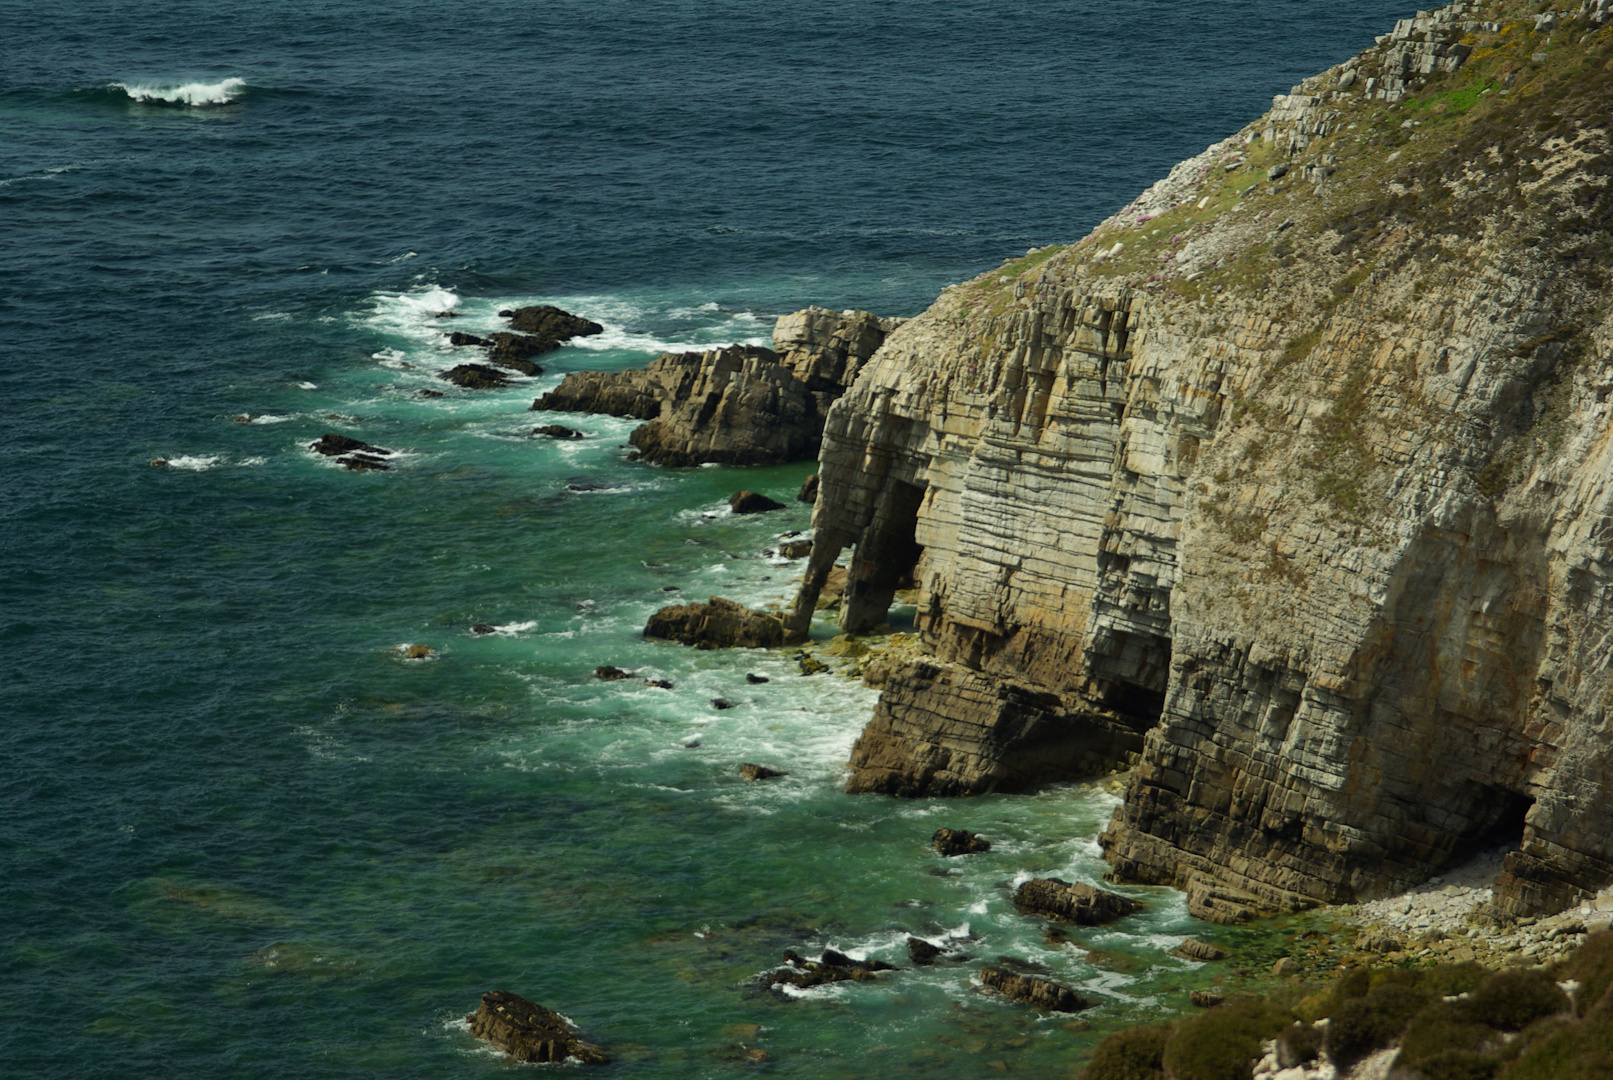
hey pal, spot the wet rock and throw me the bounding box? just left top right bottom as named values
left=149, top=458, right=169, bottom=467
left=932, top=827, right=991, bottom=856
left=471, top=624, right=496, bottom=634
left=404, top=644, right=434, bottom=659
left=440, top=363, right=511, bottom=389
left=418, top=388, right=444, bottom=398
left=1175, top=939, right=1229, bottom=962
left=644, top=678, right=674, bottom=689
left=447, top=331, right=487, bottom=347
left=745, top=673, right=770, bottom=684
left=482, top=332, right=552, bottom=373
left=500, top=305, right=604, bottom=341
left=1190, top=990, right=1226, bottom=1008
left=740, top=763, right=787, bottom=781
left=643, top=597, right=791, bottom=649
left=310, top=433, right=389, bottom=457
left=711, top=698, right=736, bottom=710
left=465, top=990, right=610, bottom=1065
left=908, top=937, right=943, bottom=965
left=534, top=424, right=584, bottom=439
left=1013, top=878, right=1142, bottom=925
left=731, top=490, right=786, bottom=515
left=797, top=654, right=827, bottom=676
left=761, top=949, right=891, bottom=991
left=977, top=966, right=1090, bottom=1012
left=797, top=473, right=819, bottom=503
left=779, top=539, right=813, bottom=559
left=339, top=454, right=391, bottom=471
left=595, top=665, right=632, bottom=680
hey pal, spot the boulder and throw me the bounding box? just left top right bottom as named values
left=471, top=624, right=496, bottom=634
left=908, top=937, right=943, bottom=965
left=644, top=678, right=674, bottom=689
left=711, top=698, right=736, bottom=710
left=339, top=454, right=390, bottom=471
left=440, top=364, right=510, bottom=389
left=482, top=332, right=552, bottom=373
left=779, top=539, right=813, bottom=559
left=404, top=644, right=434, bottom=659
left=740, top=763, right=787, bottom=781
left=976, top=966, right=1090, bottom=1012
left=932, top=828, right=991, bottom=856
left=643, top=597, right=791, bottom=649
left=1175, top=939, right=1229, bottom=962
left=745, top=673, right=770, bottom=684
left=594, top=665, right=631, bottom=680
left=1189, top=990, right=1226, bottom=1008
left=1357, top=931, right=1402, bottom=953
left=465, top=990, right=609, bottom=1065
left=761, top=949, right=892, bottom=991
left=447, top=331, right=486, bottom=347
left=731, top=490, right=786, bottom=514
left=1012, top=878, right=1141, bottom=925
left=500, top=305, right=604, bottom=341
left=311, top=433, right=389, bottom=457
left=797, top=473, right=819, bottom=503
left=534, top=424, right=584, bottom=439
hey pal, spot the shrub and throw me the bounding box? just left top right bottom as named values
left=1460, top=969, right=1569, bottom=1032
left=1553, top=930, right=1613, bottom=1017
left=1080, top=1023, right=1172, bottom=1080
left=1418, top=1048, right=1503, bottom=1080
left=1325, top=983, right=1433, bottom=1069
left=1160, top=999, right=1295, bottom=1080
left=1396, top=1001, right=1503, bottom=1074
left=1275, top=1021, right=1322, bottom=1068
left=1418, top=963, right=1490, bottom=1000
left=1497, top=1009, right=1613, bottom=1079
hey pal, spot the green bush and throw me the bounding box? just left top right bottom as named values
left=1324, top=982, right=1433, bottom=1069
left=1080, top=1023, right=1172, bottom=1080
left=1460, top=969, right=1569, bottom=1032
left=1396, top=1002, right=1503, bottom=1073
left=1275, top=1021, right=1321, bottom=1067
left=1160, top=999, right=1295, bottom=1080
left=1553, top=930, right=1613, bottom=1017
left=1418, top=1048, right=1503, bottom=1080
left=1418, top=962, right=1490, bottom=999
left=1498, top=1009, right=1613, bottom=1079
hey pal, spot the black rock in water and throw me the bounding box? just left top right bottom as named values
left=730, top=490, right=786, bottom=514
left=311, top=432, right=389, bottom=457
left=932, top=828, right=991, bottom=856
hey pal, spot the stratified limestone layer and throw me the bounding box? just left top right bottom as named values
left=845, top=661, right=1147, bottom=796
left=803, top=0, right=1613, bottom=921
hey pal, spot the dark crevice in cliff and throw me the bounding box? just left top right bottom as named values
left=842, top=479, right=927, bottom=634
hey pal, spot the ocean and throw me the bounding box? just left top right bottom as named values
left=2, top=2, right=1413, bottom=1076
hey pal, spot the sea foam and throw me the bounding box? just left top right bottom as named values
left=111, top=78, right=247, bottom=106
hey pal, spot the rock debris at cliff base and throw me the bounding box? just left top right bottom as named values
left=801, top=0, right=1613, bottom=926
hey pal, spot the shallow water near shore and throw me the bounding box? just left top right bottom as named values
left=5, top=2, right=1417, bottom=1075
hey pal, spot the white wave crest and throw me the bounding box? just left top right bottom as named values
left=161, top=455, right=221, bottom=471
left=112, top=78, right=247, bottom=106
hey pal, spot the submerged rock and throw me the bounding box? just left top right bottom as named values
left=471, top=624, right=496, bottom=634
left=932, top=827, right=991, bottom=856
left=907, top=937, right=943, bottom=965
left=740, top=763, right=787, bottom=781
left=1175, top=938, right=1229, bottom=962
left=1012, top=878, right=1141, bottom=925
left=403, top=644, right=434, bottom=659
left=976, top=966, right=1090, bottom=1012
left=745, top=673, right=770, bottom=684
left=465, top=990, right=609, bottom=1065
left=761, top=948, right=896, bottom=991
left=310, top=433, right=390, bottom=457
left=533, top=424, right=584, bottom=439
left=594, top=665, right=632, bottom=680
left=730, top=490, right=786, bottom=514
left=439, top=363, right=510, bottom=389
left=338, top=453, right=390, bottom=471
left=644, top=597, right=791, bottom=649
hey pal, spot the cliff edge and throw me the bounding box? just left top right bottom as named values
left=798, top=0, right=1613, bottom=922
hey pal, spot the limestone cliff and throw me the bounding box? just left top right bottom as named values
left=801, top=0, right=1613, bottom=922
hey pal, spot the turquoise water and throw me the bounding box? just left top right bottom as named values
left=3, top=3, right=1413, bottom=1075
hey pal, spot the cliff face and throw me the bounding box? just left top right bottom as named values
left=802, top=1, right=1613, bottom=921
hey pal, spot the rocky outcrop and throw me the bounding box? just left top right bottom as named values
left=844, top=661, right=1148, bottom=796
left=798, top=0, right=1613, bottom=921
left=310, top=433, right=395, bottom=471
left=500, top=305, right=604, bottom=340
left=730, top=490, right=785, bottom=514
left=643, top=597, right=790, bottom=649
left=1013, top=878, right=1141, bottom=925
left=446, top=305, right=602, bottom=374
left=976, top=966, right=1090, bottom=1012
left=761, top=949, right=895, bottom=991
left=439, top=363, right=510, bottom=389
left=465, top=990, right=609, bottom=1065
left=931, top=827, right=991, bottom=856
left=532, top=308, right=898, bottom=466
left=740, top=763, right=787, bottom=781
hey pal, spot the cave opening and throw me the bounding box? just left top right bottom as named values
left=1450, top=786, right=1534, bottom=866
left=841, top=479, right=927, bottom=633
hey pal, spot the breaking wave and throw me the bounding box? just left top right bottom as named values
left=109, top=78, right=247, bottom=107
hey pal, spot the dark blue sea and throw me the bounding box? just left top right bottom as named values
left=2, top=3, right=1412, bottom=1076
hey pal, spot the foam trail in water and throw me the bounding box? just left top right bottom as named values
left=111, top=78, right=247, bottom=106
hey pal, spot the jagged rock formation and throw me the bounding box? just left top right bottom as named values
left=643, top=596, right=788, bottom=649
left=533, top=308, right=900, bottom=466
left=976, top=966, right=1091, bottom=1012
left=1012, top=878, right=1141, bottom=925
left=465, top=990, right=609, bottom=1065
left=800, top=0, right=1613, bottom=921
left=445, top=305, right=603, bottom=374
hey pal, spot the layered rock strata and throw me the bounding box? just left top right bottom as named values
left=533, top=307, right=899, bottom=466
left=465, top=990, right=609, bottom=1065
left=800, top=0, right=1613, bottom=921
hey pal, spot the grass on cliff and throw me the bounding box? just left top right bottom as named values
left=1080, top=935, right=1613, bottom=1080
